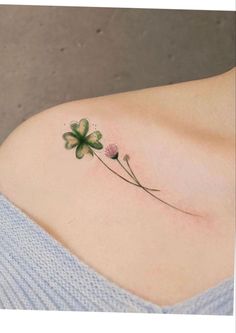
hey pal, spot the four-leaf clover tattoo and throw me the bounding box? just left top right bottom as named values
left=63, top=119, right=103, bottom=159
left=63, top=118, right=196, bottom=216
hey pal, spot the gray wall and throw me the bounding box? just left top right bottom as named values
left=0, top=6, right=235, bottom=144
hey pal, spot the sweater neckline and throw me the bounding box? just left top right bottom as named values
left=0, top=192, right=234, bottom=314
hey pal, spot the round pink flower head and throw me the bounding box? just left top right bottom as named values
left=105, top=144, right=119, bottom=159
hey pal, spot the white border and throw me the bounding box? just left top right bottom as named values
left=0, top=1, right=235, bottom=332
left=0, top=0, right=235, bottom=11
left=0, top=310, right=235, bottom=333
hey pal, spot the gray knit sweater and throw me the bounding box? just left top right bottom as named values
left=0, top=193, right=234, bottom=314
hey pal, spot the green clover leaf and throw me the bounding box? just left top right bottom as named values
left=62, top=118, right=103, bottom=159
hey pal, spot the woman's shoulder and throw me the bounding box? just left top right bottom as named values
left=0, top=68, right=235, bottom=219
left=0, top=70, right=234, bottom=306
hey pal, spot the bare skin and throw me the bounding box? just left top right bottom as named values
left=0, top=68, right=235, bottom=306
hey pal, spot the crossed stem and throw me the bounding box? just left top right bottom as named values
left=123, top=158, right=197, bottom=216
left=116, top=158, right=159, bottom=192
left=94, top=151, right=198, bottom=217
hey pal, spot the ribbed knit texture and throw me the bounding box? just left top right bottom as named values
left=0, top=193, right=234, bottom=314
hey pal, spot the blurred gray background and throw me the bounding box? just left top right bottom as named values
left=0, top=6, right=235, bottom=144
